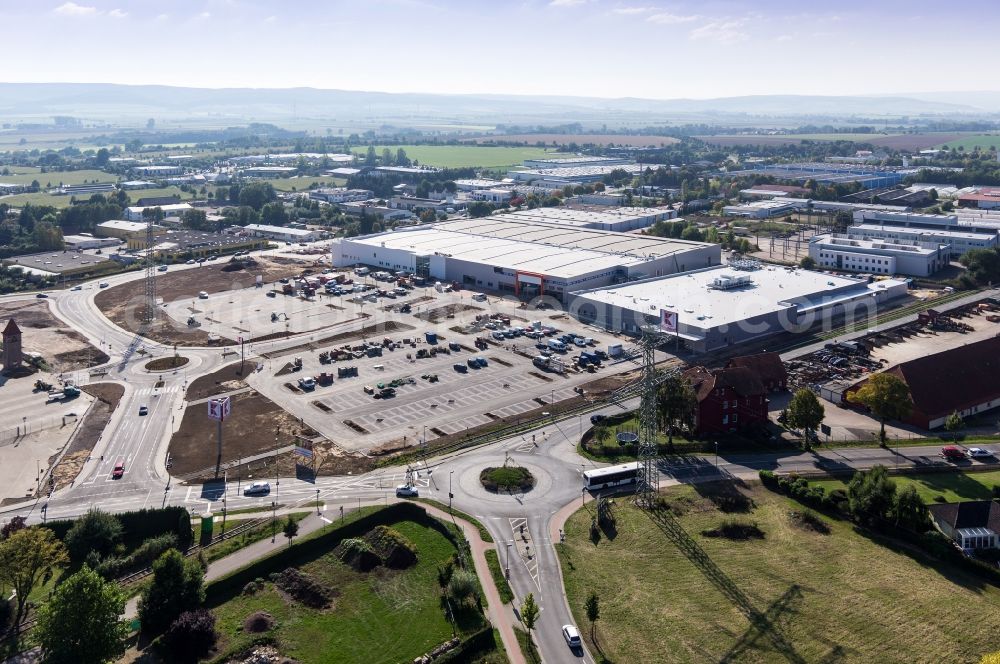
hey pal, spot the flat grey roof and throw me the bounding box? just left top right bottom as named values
left=433, top=218, right=705, bottom=259
left=574, top=265, right=902, bottom=331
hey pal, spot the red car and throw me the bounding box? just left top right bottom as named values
left=941, top=446, right=966, bottom=462
left=112, top=460, right=125, bottom=479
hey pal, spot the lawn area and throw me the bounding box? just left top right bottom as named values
left=210, top=516, right=477, bottom=663
left=349, top=145, right=562, bottom=169
left=557, top=481, right=1000, bottom=663
left=267, top=175, right=347, bottom=192
left=940, top=134, right=1000, bottom=150
left=810, top=469, right=1000, bottom=504
left=2, top=168, right=115, bottom=187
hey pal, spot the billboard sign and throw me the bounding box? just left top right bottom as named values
left=659, top=309, right=678, bottom=333
left=294, top=439, right=314, bottom=459
left=207, top=396, right=231, bottom=422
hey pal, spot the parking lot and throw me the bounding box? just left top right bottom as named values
left=243, top=280, right=634, bottom=451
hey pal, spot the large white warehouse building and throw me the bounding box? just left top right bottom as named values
left=570, top=264, right=908, bottom=352
left=332, top=218, right=720, bottom=302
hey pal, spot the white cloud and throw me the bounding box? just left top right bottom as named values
left=264, top=15, right=276, bottom=23
left=613, top=6, right=653, bottom=14
left=155, top=13, right=169, bottom=21
left=549, top=0, right=586, bottom=7
left=52, top=2, right=98, bottom=17
left=197, top=11, right=212, bottom=19
left=108, top=8, right=127, bottom=18
left=689, top=20, right=748, bottom=44
left=776, top=34, right=792, bottom=42
left=647, top=12, right=699, bottom=24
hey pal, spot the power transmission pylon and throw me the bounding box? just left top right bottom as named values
left=636, top=326, right=664, bottom=508
left=142, top=218, right=157, bottom=326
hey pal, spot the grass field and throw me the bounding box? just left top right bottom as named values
left=1, top=168, right=115, bottom=187
left=940, top=134, right=1000, bottom=150
left=268, top=175, right=347, bottom=192
left=349, top=145, right=561, bottom=169
left=558, top=482, right=1000, bottom=664
left=211, top=518, right=474, bottom=663
left=810, top=469, right=1000, bottom=504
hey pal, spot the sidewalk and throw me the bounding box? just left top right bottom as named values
left=420, top=503, right=527, bottom=664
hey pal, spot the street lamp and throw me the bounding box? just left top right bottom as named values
left=449, top=470, right=454, bottom=510
left=505, top=540, right=512, bottom=579
left=316, top=488, right=321, bottom=514
left=715, top=441, right=719, bottom=470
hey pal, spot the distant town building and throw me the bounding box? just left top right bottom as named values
left=808, top=233, right=949, bottom=276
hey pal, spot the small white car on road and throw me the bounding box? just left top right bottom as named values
left=395, top=484, right=419, bottom=498
left=562, top=624, right=582, bottom=648
left=967, top=448, right=994, bottom=459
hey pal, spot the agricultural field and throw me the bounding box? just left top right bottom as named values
left=469, top=133, right=680, bottom=148
left=0, top=168, right=116, bottom=187
left=268, top=175, right=347, bottom=192
left=350, top=145, right=562, bottom=169
left=811, top=469, right=1000, bottom=505
left=558, top=481, right=1000, bottom=664
left=939, top=134, right=1000, bottom=150
left=698, top=133, right=967, bottom=151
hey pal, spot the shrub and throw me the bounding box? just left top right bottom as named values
left=479, top=466, right=535, bottom=493
left=447, top=569, right=479, bottom=605
left=97, top=532, right=178, bottom=579
left=364, top=525, right=417, bottom=569
left=702, top=518, right=765, bottom=540
left=161, top=609, right=217, bottom=663
left=791, top=509, right=831, bottom=534
left=64, top=509, right=123, bottom=563
left=241, top=579, right=265, bottom=596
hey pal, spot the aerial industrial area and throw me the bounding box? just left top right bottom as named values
left=3, top=4, right=1000, bottom=664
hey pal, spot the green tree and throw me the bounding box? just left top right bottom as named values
left=786, top=388, right=825, bottom=449
left=656, top=375, right=696, bottom=451
left=799, top=255, right=817, bottom=270
left=0, top=526, right=68, bottom=627
left=680, top=226, right=703, bottom=242
left=960, top=247, right=1000, bottom=286
left=32, top=221, right=64, bottom=250
left=593, top=423, right=611, bottom=448
left=138, top=549, right=204, bottom=635
left=848, top=373, right=913, bottom=443
left=237, top=181, right=277, bottom=211
left=64, top=508, right=123, bottom=563
left=95, top=148, right=110, bottom=167
left=584, top=592, right=600, bottom=641
left=944, top=411, right=964, bottom=433
left=395, top=148, right=410, bottom=167
left=282, top=516, right=299, bottom=548
left=260, top=201, right=288, bottom=225
left=889, top=484, right=931, bottom=533
left=35, top=565, right=128, bottom=664
left=468, top=201, right=493, bottom=218
left=365, top=145, right=377, bottom=166
left=847, top=465, right=896, bottom=526
left=381, top=147, right=393, bottom=166
left=520, top=592, right=540, bottom=645
left=182, top=208, right=210, bottom=231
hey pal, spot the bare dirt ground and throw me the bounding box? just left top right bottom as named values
left=94, top=258, right=307, bottom=347
left=414, top=304, right=482, bottom=324
left=468, top=134, right=680, bottom=147
left=186, top=361, right=251, bottom=401
left=168, top=390, right=318, bottom=476
left=185, top=439, right=374, bottom=484
left=696, top=133, right=965, bottom=150
left=0, top=300, right=108, bottom=373
left=45, top=383, right=124, bottom=493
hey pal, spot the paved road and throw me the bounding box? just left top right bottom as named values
left=6, top=252, right=999, bottom=664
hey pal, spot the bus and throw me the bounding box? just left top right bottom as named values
left=583, top=462, right=641, bottom=491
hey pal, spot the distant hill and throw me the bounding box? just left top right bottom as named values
left=0, top=82, right=988, bottom=123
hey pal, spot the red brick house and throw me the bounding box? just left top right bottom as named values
left=725, top=352, right=788, bottom=392
left=682, top=365, right=769, bottom=437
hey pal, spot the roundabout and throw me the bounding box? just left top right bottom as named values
left=143, top=355, right=191, bottom=372
left=480, top=465, right=536, bottom=493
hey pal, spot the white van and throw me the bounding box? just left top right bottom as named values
left=547, top=339, right=566, bottom=352
left=472, top=293, right=487, bottom=302
left=355, top=266, right=370, bottom=276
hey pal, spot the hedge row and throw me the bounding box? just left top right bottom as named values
left=434, top=626, right=497, bottom=664
left=758, top=470, right=847, bottom=514
left=204, top=502, right=451, bottom=605
left=42, top=506, right=193, bottom=551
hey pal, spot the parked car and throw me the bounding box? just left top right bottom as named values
left=562, top=625, right=582, bottom=649
left=138, top=405, right=148, bottom=416
left=244, top=481, right=271, bottom=496
left=590, top=414, right=607, bottom=425
left=395, top=484, right=418, bottom=498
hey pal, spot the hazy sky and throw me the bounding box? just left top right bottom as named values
left=4, top=0, right=998, bottom=98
